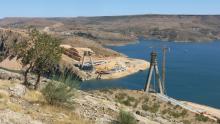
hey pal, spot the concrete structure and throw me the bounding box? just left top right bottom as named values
left=81, top=51, right=94, bottom=71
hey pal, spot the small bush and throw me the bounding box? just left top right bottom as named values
left=168, top=111, right=181, bottom=118
left=99, top=88, right=113, bottom=94
left=182, top=120, right=191, bottom=124
left=115, top=93, right=136, bottom=107
left=142, top=103, right=160, bottom=113
left=133, top=99, right=140, bottom=108
left=0, top=94, right=3, bottom=99
left=181, top=109, right=187, bottom=116
left=174, top=105, right=180, bottom=109
left=143, top=97, right=149, bottom=103
left=142, top=104, right=149, bottom=111
left=127, top=96, right=135, bottom=102
left=42, top=81, right=75, bottom=107
left=117, top=110, right=137, bottom=124
left=167, top=101, right=172, bottom=105
left=217, top=118, right=220, bottom=124
left=151, top=103, right=160, bottom=113
left=52, top=74, right=79, bottom=89
left=166, top=109, right=187, bottom=118
left=162, top=109, right=168, bottom=115
left=122, top=100, right=132, bottom=106
left=122, top=96, right=136, bottom=106
left=115, top=93, right=127, bottom=101
left=195, top=114, right=209, bottom=122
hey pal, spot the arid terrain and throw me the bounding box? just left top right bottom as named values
left=0, top=68, right=219, bottom=124
left=1, top=15, right=220, bottom=45
left=0, top=15, right=220, bottom=124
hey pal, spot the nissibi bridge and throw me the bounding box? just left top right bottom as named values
left=143, top=48, right=217, bottom=121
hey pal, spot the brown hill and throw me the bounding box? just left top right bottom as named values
left=1, top=15, right=220, bottom=42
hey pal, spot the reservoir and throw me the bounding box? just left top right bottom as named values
left=81, top=39, right=220, bottom=109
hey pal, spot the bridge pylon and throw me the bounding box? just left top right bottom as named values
left=144, top=51, right=165, bottom=94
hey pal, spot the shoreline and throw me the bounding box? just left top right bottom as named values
left=104, top=37, right=220, bottom=48
left=96, top=57, right=149, bottom=80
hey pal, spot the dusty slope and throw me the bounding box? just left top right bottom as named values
left=0, top=69, right=219, bottom=124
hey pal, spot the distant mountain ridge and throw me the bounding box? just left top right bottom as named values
left=1, top=15, right=220, bottom=42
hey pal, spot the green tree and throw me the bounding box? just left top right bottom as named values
left=14, top=29, right=38, bottom=86
left=15, top=28, right=63, bottom=89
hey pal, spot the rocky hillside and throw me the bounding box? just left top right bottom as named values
left=0, top=68, right=218, bottom=124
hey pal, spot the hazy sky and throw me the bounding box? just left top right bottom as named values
left=1, top=0, right=220, bottom=18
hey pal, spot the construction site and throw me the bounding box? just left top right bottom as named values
left=144, top=48, right=220, bottom=122
left=60, top=44, right=149, bottom=80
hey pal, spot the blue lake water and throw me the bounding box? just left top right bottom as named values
left=80, top=39, right=220, bottom=109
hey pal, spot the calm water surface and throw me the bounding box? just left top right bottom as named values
left=80, top=39, right=220, bottom=109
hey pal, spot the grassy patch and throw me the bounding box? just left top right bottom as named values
left=54, top=112, right=93, bottom=124
left=99, top=88, right=113, bottom=94
left=133, top=98, right=141, bottom=108
left=115, top=110, right=137, bottom=124
left=143, top=97, right=149, bottom=103
left=0, top=80, right=15, bottom=89
left=115, top=93, right=137, bottom=106
left=7, top=102, right=22, bottom=112
left=40, top=104, right=93, bottom=124
left=195, top=114, right=209, bottom=122
left=168, top=110, right=182, bottom=118
left=182, top=120, right=191, bottom=124
left=162, top=108, right=188, bottom=118
left=142, top=103, right=160, bottom=113
left=162, top=109, right=168, bottom=115
left=23, top=90, right=45, bottom=103
left=0, top=90, right=9, bottom=100
left=0, top=90, right=10, bottom=109
left=115, top=93, right=127, bottom=100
